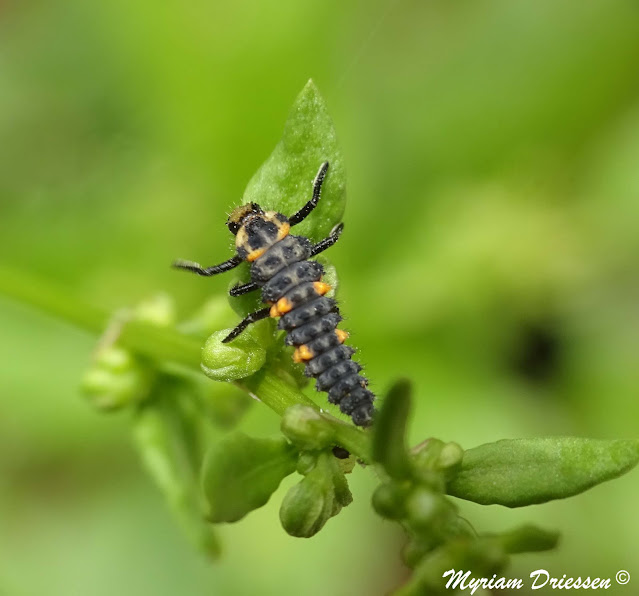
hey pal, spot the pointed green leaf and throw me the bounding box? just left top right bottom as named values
left=243, top=79, right=345, bottom=241
left=230, top=80, right=346, bottom=316
left=372, top=379, right=413, bottom=479
left=447, top=437, right=639, bottom=507
left=202, top=432, right=298, bottom=523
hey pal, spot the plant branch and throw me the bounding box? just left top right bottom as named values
left=0, top=265, right=372, bottom=460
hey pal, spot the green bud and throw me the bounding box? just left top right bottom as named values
left=82, top=346, right=153, bottom=411
left=406, top=488, right=455, bottom=536
left=94, top=345, right=135, bottom=371
left=436, top=442, right=464, bottom=470
left=280, top=452, right=351, bottom=538
left=372, top=482, right=408, bottom=520
left=296, top=452, right=318, bottom=475
left=133, top=293, right=176, bottom=327
left=280, top=464, right=333, bottom=538
left=411, top=439, right=448, bottom=489
left=281, top=405, right=336, bottom=451
left=412, top=438, right=445, bottom=468
left=201, top=328, right=266, bottom=382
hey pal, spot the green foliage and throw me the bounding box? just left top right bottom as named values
left=242, top=80, right=345, bottom=242
left=3, top=78, right=639, bottom=595
left=372, top=379, right=413, bottom=479
left=201, top=327, right=267, bottom=382
left=447, top=437, right=639, bottom=506
left=280, top=451, right=353, bottom=538
left=201, top=432, right=298, bottom=523
left=133, top=383, right=221, bottom=559
left=230, top=80, right=346, bottom=316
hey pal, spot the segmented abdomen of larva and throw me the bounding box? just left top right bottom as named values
left=252, top=235, right=375, bottom=427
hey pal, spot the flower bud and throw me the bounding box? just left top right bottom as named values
left=201, top=328, right=266, bottom=381
left=372, top=482, right=407, bottom=520
left=82, top=346, right=153, bottom=411
left=279, top=469, right=333, bottom=538
left=405, top=487, right=454, bottom=535
left=437, top=442, right=464, bottom=470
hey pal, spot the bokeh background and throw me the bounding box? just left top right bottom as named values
left=1, top=0, right=639, bottom=594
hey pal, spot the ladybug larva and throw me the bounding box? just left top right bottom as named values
left=173, top=162, right=375, bottom=427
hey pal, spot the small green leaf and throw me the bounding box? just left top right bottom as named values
left=447, top=437, right=639, bottom=507
left=202, top=432, right=298, bottom=523
left=372, top=379, right=413, bottom=479
left=494, top=524, right=560, bottom=554
left=229, top=80, right=346, bottom=316
left=243, top=79, right=345, bottom=242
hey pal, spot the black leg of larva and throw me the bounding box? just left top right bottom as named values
left=229, top=281, right=259, bottom=297
left=310, top=223, right=344, bottom=257
left=289, top=161, right=329, bottom=226
left=172, top=255, right=242, bottom=276
left=222, top=307, right=271, bottom=343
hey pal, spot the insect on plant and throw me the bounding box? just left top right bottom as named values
left=173, top=162, right=376, bottom=427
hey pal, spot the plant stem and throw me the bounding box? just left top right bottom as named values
left=239, top=369, right=372, bottom=461
left=0, top=265, right=372, bottom=460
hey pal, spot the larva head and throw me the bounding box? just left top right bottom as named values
left=228, top=203, right=291, bottom=262
left=226, top=202, right=264, bottom=235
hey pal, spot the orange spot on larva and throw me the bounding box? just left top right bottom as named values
left=269, top=297, right=293, bottom=317
left=293, top=344, right=314, bottom=363
left=246, top=247, right=267, bottom=262
left=276, top=222, right=291, bottom=240
left=335, top=329, right=349, bottom=344
left=313, top=281, right=332, bottom=296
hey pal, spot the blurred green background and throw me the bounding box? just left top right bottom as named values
left=1, top=0, right=639, bottom=594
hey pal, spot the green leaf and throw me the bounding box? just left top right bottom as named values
left=133, top=384, right=220, bottom=559
left=230, top=80, right=346, bottom=316
left=447, top=437, right=639, bottom=507
left=202, top=432, right=298, bottom=523
left=372, top=379, right=413, bottom=479
left=493, top=524, right=560, bottom=554
left=243, top=79, right=345, bottom=242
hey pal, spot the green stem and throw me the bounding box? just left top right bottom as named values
left=239, top=369, right=372, bottom=461
left=0, top=265, right=372, bottom=460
